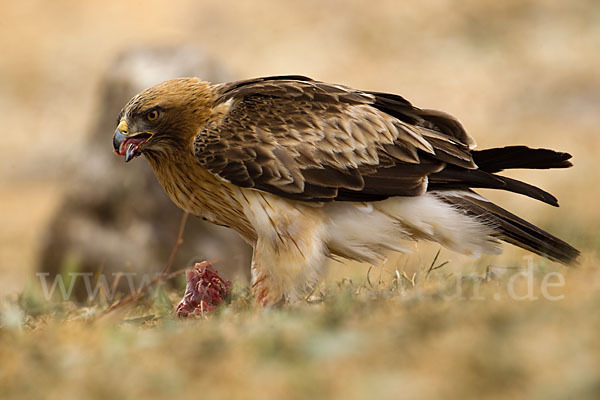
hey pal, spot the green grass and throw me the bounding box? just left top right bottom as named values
left=2, top=257, right=599, bottom=400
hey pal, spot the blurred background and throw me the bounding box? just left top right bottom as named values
left=1, top=0, right=599, bottom=297
left=2, top=2, right=600, bottom=400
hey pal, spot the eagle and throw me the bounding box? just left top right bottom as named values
left=113, top=75, right=579, bottom=304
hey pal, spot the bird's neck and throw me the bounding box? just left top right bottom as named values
left=145, top=148, right=217, bottom=209
left=144, top=149, right=254, bottom=237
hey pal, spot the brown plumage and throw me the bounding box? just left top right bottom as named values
left=113, top=75, right=579, bottom=304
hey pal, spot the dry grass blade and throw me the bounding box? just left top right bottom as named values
left=96, top=211, right=190, bottom=320
left=161, top=211, right=189, bottom=276
left=426, top=248, right=450, bottom=278
left=95, top=268, right=188, bottom=320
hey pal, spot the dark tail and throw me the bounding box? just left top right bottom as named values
left=434, top=191, right=580, bottom=265
left=472, top=146, right=573, bottom=173
left=428, top=146, right=573, bottom=207
left=430, top=146, right=579, bottom=264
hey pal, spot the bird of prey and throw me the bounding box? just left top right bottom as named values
left=113, top=75, right=579, bottom=304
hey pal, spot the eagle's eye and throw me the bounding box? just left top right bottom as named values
left=146, top=110, right=159, bottom=122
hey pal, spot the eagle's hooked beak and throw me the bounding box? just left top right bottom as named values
left=112, top=120, right=153, bottom=162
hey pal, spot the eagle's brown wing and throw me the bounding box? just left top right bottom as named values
left=193, top=76, right=560, bottom=204
left=192, top=76, right=478, bottom=202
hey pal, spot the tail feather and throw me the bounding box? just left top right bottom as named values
left=472, top=146, right=573, bottom=173
left=428, top=167, right=560, bottom=206
left=434, top=191, right=580, bottom=265
left=428, top=146, right=573, bottom=207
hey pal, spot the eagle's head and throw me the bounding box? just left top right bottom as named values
left=113, top=77, right=213, bottom=162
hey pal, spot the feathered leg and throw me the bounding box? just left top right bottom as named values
left=251, top=234, right=327, bottom=305
left=242, top=192, right=329, bottom=305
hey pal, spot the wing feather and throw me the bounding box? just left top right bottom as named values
left=194, top=77, right=477, bottom=202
